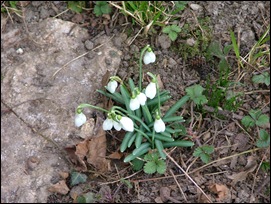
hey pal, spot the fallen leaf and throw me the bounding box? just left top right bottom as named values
left=227, top=156, right=257, bottom=185
left=87, top=128, right=110, bottom=172
left=65, top=146, right=87, bottom=172
left=58, top=171, right=69, bottom=179
left=232, top=133, right=249, bottom=151
left=70, top=171, right=88, bottom=187
left=48, top=180, right=70, bottom=195
left=208, top=183, right=230, bottom=201
left=107, top=151, right=123, bottom=160
left=80, top=118, right=95, bottom=139
left=156, top=74, right=164, bottom=90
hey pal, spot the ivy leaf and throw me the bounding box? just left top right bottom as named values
left=241, top=116, right=255, bottom=128
left=156, top=160, right=166, bottom=174
left=186, top=84, right=208, bottom=105
left=256, top=129, right=270, bottom=148
left=77, top=192, right=96, bottom=203
left=256, top=114, right=269, bottom=127
left=144, top=161, right=157, bottom=174
left=70, top=172, right=87, bottom=187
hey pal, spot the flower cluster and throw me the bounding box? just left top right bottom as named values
left=74, top=45, right=192, bottom=167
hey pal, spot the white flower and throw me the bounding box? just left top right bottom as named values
left=129, top=92, right=147, bottom=111
left=75, top=112, right=87, bottom=127
left=154, top=118, right=166, bottom=133
left=143, top=51, right=156, bottom=65
left=137, top=92, right=147, bottom=105
left=106, top=80, right=118, bottom=93
left=145, top=82, right=156, bottom=99
left=130, top=98, right=140, bottom=111
left=119, top=116, right=134, bottom=132
left=103, top=118, right=122, bottom=131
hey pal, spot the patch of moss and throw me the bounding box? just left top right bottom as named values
left=171, top=16, right=212, bottom=60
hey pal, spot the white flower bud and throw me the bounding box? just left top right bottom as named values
left=154, top=118, right=166, bottom=133
left=106, top=80, right=118, bottom=93
left=75, top=112, right=87, bottom=127
left=119, top=116, right=134, bottom=132
left=145, top=82, right=156, bottom=99
left=143, top=51, right=156, bottom=65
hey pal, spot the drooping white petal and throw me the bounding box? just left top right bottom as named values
left=145, top=82, right=156, bottom=99
left=154, top=118, right=166, bottom=133
left=129, top=98, right=140, bottom=111
left=75, top=112, right=87, bottom=127
left=102, top=118, right=114, bottom=130
left=143, top=51, right=156, bottom=65
left=120, top=117, right=134, bottom=132
left=106, top=80, right=118, bottom=93
left=113, top=121, right=122, bottom=131
left=137, top=92, right=147, bottom=105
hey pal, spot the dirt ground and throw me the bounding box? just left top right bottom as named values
left=1, top=1, right=270, bottom=203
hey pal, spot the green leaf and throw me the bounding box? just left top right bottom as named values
left=156, top=160, right=166, bottom=174
left=77, top=192, right=96, bottom=203
left=70, top=171, right=87, bottom=186
left=101, top=4, right=112, bottom=14
left=162, top=26, right=172, bottom=34
left=256, top=129, right=270, bottom=148
left=249, top=109, right=262, bottom=120
left=201, top=145, right=215, bottom=154
left=68, top=1, right=83, bottom=13
left=241, top=116, right=255, bottom=128
left=170, top=25, right=181, bottom=33
left=200, top=153, right=211, bottom=164
left=94, top=6, right=102, bottom=16
left=256, top=114, right=269, bottom=127
left=169, top=31, right=178, bottom=41
left=193, top=147, right=203, bottom=157
left=131, top=157, right=144, bottom=171
left=260, top=161, right=270, bottom=172
left=252, top=72, right=270, bottom=86
left=206, top=41, right=225, bottom=59
left=144, top=161, right=157, bottom=174
left=193, top=95, right=208, bottom=105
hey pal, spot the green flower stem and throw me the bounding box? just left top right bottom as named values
left=134, top=128, right=151, bottom=143
left=77, top=103, right=109, bottom=113
left=139, top=45, right=150, bottom=91
left=152, top=128, right=155, bottom=149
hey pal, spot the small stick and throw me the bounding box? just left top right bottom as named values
left=169, top=169, right=188, bottom=202
left=164, top=150, right=213, bottom=203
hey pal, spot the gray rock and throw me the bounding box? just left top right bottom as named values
left=157, top=34, right=171, bottom=50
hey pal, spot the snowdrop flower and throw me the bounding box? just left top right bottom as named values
left=75, top=112, right=87, bottom=127
left=129, top=92, right=147, bottom=111
left=103, top=117, right=122, bottom=131
left=106, top=80, right=118, bottom=93
left=154, top=118, right=166, bottom=133
left=143, top=50, right=156, bottom=65
left=119, top=116, right=134, bottom=132
left=129, top=97, right=140, bottom=111
left=145, top=82, right=156, bottom=99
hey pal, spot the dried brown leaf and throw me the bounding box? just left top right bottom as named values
left=156, top=74, right=164, bottom=90
left=208, top=183, right=230, bottom=201
left=65, top=146, right=87, bottom=172
left=232, top=133, right=249, bottom=151
left=80, top=118, right=95, bottom=139
left=48, top=180, right=70, bottom=195
left=58, top=171, right=69, bottom=180
left=107, top=151, right=122, bottom=160
left=227, top=156, right=257, bottom=185
left=86, top=116, right=110, bottom=172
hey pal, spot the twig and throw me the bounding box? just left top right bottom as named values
left=164, top=150, right=213, bottom=203
left=169, top=169, right=188, bottom=202
left=51, top=34, right=115, bottom=78
left=99, top=170, right=142, bottom=185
